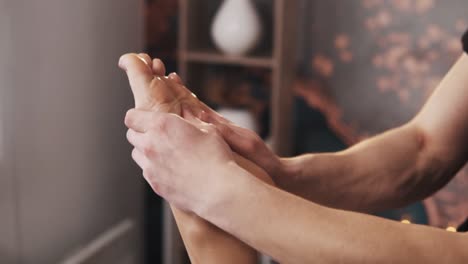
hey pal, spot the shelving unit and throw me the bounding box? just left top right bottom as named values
left=163, top=1, right=298, bottom=263
left=183, top=50, right=274, bottom=68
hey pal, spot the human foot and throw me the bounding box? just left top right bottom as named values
left=119, top=53, right=226, bottom=123
left=119, top=53, right=271, bottom=264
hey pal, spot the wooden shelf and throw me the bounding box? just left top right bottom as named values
left=165, top=1, right=299, bottom=264
left=181, top=50, right=275, bottom=68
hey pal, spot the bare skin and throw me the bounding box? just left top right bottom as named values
left=119, top=53, right=274, bottom=264
left=207, top=54, right=468, bottom=213
left=124, top=54, right=468, bottom=263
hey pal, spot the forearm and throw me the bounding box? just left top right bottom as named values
left=280, top=55, right=468, bottom=212
left=202, top=167, right=468, bottom=263
left=279, top=124, right=431, bottom=212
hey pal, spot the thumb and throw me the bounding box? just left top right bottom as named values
left=205, top=116, right=249, bottom=151
left=118, top=53, right=154, bottom=107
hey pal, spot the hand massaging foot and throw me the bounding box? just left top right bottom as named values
left=119, top=53, right=274, bottom=264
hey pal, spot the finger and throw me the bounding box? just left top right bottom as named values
left=128, top=108, right=202, bottom=139
left=152, top=58, right=166, bottom=76
left=131, top=148, right=150, bottom=170
left=199, top=110, right=216, bottom=124
left=199, top=110, right=231, bottom=125
left=211, top=120, right=252, bottom=151
left=119, top=54, right=154, bottom=105
left=182, top=105, right=207, bottom=128
left=126, top=129, right=150, bottom=153
left=180, top=101, right=204, bottom=120
left=138, top=53, right=153, bottom=69
left=125, top=109, right=176, bottom=136
left=125, top=109, right=154, bottom=133
left=168, top=72, right=183, bottom=84
left=132, top=148, right=162, bottom=196
left=163, top=113, right=205, bottom=139
left=181, top=105, right=196, bottom=120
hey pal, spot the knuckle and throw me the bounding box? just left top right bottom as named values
left=245, top=137, right=260, bottom=152
left=126, top=129, right=133, bottom=142
left=142, top=144, right=156, bottom=158
left=124, top=111, right=134, bottom=128
left=131, top=148, right=138, bottom=159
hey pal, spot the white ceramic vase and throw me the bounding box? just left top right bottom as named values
left=217, top=107, right=258, bottom=132
left=211, top=0, right=262, bottom=56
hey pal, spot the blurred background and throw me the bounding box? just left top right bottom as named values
left=1, top=0, right=467, bottom=263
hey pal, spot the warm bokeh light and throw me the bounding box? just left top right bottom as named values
left=446, top=226, right=457, bottom=232
left=401, top=219, right=411, bottom=224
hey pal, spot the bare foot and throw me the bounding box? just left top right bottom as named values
left=119, top=53, right=274, bottom=263
left=119, top=53, right=225, bottom=122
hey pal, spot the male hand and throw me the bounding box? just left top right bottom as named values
left=118, top=53, right=237, bottom=213
left=125, top=109, right=238, bottom=213
left=200, top=110, right=290, bottom=185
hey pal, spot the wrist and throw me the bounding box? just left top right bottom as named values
left=195, top=160, right=250, bottom=219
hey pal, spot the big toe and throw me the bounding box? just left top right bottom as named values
left=119, top=53, right=154, bottom=108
